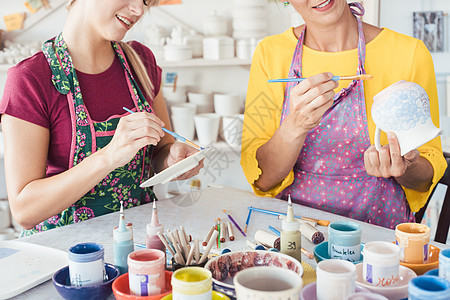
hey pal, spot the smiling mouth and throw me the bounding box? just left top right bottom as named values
left=313, top=0, right=331, bottom=8
left=116, top=15, right=132, bottom=27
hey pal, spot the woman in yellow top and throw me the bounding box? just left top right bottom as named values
left=241, top=0, right=446, bottom=228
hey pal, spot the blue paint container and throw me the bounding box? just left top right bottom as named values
left=439, top=248, right=450, bottom=282
left=328, top=221, right=362, bottom=262
left=113, top=203, right=134, bottom=274
left=68, top=242, right=105, bottom=287
left=408, top=275, right=450, bottom=300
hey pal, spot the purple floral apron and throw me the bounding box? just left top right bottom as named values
left=21, top=33, right=156, bottom=236
left=279, top=4, right=414, bottom=229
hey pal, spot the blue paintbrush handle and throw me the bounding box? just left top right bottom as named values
left=123, top=107, right=203, bottom=149
left=268, top=76, right=340, bottom=83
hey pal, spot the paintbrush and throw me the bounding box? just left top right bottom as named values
left=249, top=206, right=330, bottom=227
left=123, top=107, right=204, bottom=150
left=268, top=74, right=373, bottom=83
left=223, top=209, right=247, bottom=237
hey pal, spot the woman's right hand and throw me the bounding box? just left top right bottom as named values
left=286, top=72, right=338, bottom=137
left=103, top=111, right=165, bottom=169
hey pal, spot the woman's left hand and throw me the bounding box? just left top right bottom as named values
left=364, top=132, right=420, bottom=178
left=166, top=142, right=204, bottom=180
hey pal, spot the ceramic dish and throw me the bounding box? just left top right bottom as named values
left=399, top=244, right=440, bottom=275
left=300, top=282, right=371, bottom=300
left=140, top=150, right=206, bottom=187
left=53, top=263, right=120, bottom=300
left=0, top=240, right=68, bottom=299
left=204, top=250, right=304, bottom=299
left=355, top=263, right=416, bottom=300
left=112, top=271, right=173, bottom=300
left=314, top=241, right=364, bottom=264
left=161, top=290, right=230, bottom=299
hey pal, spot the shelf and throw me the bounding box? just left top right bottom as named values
left=158, top=58, right=252, bottom=68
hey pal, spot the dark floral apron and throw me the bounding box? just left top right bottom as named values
left=279, top=3, right=414, bottom=229
left=22, top=33, right=156, bottom=235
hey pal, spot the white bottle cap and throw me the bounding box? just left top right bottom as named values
left=282, top=195, right=300, bottom=232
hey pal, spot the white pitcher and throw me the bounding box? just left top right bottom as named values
left=371, top=80, right=443, bottom=156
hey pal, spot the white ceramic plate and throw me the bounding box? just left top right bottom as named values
left=140, top=150, right=206, bottom=187
left=0, top=240, right=68, bottom=299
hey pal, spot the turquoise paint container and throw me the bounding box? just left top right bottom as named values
left=328, top=221, right=362, bottom=262
left=408, top=275, right=450, bottom=300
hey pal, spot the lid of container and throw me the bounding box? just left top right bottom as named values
left=203, top=36, right=234, bottom=46
left=282, top=195, right=300, bottom=232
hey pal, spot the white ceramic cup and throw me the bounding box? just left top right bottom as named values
left=170, top=103, right=197, bottom=118
left=162, top=85, right=187, bottom=103
left=171, top=114, right=195, bottom=141
left=214, top=93, right=242, bottom=116
left=221, top=114, right=245, bottom=147
left=194, top=113, right=221, bottom=146
left=233, top=266, right=303, bottom=300
left=188, top=91, right=214, bottom=114
left=372, top=80, right=443, bottom=156
left=316, top=259, right=356, bottom=300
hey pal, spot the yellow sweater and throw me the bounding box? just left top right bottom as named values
left=241, top=27, right=446, bottom=212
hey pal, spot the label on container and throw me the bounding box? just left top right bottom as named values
left=172, top=290, right=212, bottom=300
left=69, top=258, right=105, bottom=287
left=364, top=263, right=399, bottom=287
left=129, top=272, right=162, bottom=296
left=330, top=244, right=360, bottom=262
left=423, top=244, right=429, bottom=263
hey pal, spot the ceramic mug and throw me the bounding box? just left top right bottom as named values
left=395, top=223, right=430, bottom=264
left=233, top=266, right=303, bottom=300
left=371, top=80, right=443, bottom=156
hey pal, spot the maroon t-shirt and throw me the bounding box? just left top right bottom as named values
left=0, top=41, right=162, bottom=177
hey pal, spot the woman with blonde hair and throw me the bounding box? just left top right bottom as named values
left=0, top=0, right=202, bottom=235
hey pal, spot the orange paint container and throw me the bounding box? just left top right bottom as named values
left=395, top=223, right=430, bottom=264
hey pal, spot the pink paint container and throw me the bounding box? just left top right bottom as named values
left=127, top=249, right=166, bottom=296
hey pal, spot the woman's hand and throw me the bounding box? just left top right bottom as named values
left=364, top=132, right=420, bottom=178
left=286, top=72, right=338, bottom=138
left=104, top=111, right=165, bottom=170
left=166, top=142, right=204, bottom=180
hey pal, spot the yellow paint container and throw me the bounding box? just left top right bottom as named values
left=171, top=267, right=212, bottom=300
left=395, top=223, right=430, bottom=264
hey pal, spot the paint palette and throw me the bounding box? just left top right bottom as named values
left=140, top=150, right=206, bottom=187
left=0, top=240, right=68, bottom=299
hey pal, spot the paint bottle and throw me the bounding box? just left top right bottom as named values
left=113, top=201, right=134, bottom=274
left=128, top=249, right=166, bottom=296
left=439, top=248, right=450, bottom=281
left=171, top=267, right=212, bottom=300
left=362, top=241, right=400, bottom=287
left=408, top=275, right=450, bottom=300
left=280, top=195, right=302, bottom=262
left=146, top=200, right=165, bottom=253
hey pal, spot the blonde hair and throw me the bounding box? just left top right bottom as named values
left=66, top=0, right=159, bottom=100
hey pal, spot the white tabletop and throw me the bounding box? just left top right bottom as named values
left=10, top=186, right=449, bottom=299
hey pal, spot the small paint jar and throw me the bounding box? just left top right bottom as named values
left=439, top=248, right=450, bottom=281
left=171, top=267, right=212, bottom=300
left=408, top=275, right=450, bottom=300
left=316, top=259, right=356, bottom=300
left=328, top=221, right=362, bottom=262
left=68, top=242, right=105, bottom=287
left=362, top=241, right=400, bottom=287
left=395, top=222, right=430, bottom=264
left=128, top=249, right=166, bottom=296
